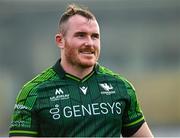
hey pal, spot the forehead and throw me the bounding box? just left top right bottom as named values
left=66, top=15, right=100, bottom=33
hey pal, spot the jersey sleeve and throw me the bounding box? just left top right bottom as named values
left=9, top=82, right=39, bottom=137
left=121, top=79, right=145, bottom=137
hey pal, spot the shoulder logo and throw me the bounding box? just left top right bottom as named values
left=80, top=86, right=88, bottom=95
left=99, top=83, right=115, bottom=95
left=50, top=88, right=69, bottom=101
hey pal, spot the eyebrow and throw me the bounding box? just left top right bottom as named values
left=74, top=32, right=86, bottom=35
left=74, top=31, right=100, bottom=37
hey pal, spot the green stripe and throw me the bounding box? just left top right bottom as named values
left=17, top=83, right=37, bottom=105
left=82, top=71, right=94, bottom=83
left=9, top=130, right=38, bottom=135
left=66, top=74, right=80, bottom=82
left=66, top=71, right=95, bottom=82
left=123, top=116, right=144, bottom=127
left=17, top=68, right=56, bottom=104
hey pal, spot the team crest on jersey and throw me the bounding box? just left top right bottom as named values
left=50, top=88, right=69, bottom=101
left=99, top=83, right=115, bottom=95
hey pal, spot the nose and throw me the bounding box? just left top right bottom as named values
left=84, top=36, right=93, bottom=46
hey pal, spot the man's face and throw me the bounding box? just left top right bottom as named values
left=61, top=15, right=100, bottom=68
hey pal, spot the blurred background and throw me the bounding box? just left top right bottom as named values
left=0, top=0, right=180, bottom=136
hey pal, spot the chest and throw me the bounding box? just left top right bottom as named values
left=36, top=78, right=129, bottom=127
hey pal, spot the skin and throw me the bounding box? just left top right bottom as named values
left=56, top=15, right=100, bottom=79
left=10, top=14, right=153, bottom=138
left=132, top=122, right=154, bottom=137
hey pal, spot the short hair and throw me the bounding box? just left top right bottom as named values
left=59, top=3, right=96, bottom=35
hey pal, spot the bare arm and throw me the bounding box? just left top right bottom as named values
left=132, top=122, right=154, bottom=137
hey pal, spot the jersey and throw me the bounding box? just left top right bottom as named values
left=9, top=59, right=145, bottom=137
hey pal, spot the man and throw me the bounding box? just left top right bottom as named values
left=9, top=3, right=153, bottom=137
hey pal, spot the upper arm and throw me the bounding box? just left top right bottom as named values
left=120, top=79, right=153, bottom=137
left=9, top=83, right=39, bottom=137
left=121, top=79, right=146, bottom=136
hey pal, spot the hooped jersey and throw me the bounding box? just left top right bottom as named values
left=9, top=60, right=145, bottom=137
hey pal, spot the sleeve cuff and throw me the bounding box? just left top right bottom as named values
left=9, top=130, right=38, bottom=137
left=122, top=119, right=145, bottom=137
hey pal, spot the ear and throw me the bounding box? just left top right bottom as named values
left=55, top=33, right=64, bottom=48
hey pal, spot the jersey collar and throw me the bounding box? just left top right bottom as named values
left=52, top=59, right=66, bottom=79
left=52, top=59, right=99, bottom=81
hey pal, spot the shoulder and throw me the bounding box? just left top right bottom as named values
left=16, top=67, right=57, bottom=102
left=97, top=65, right=135, bottom=90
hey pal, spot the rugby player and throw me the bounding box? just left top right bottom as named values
left=9, top=3, right=153, bottom=137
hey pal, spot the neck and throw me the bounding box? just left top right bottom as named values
left=60, top=60, right=94, bottom=79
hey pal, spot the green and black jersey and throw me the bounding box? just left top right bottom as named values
left=9, top=59, right=145, bottom=137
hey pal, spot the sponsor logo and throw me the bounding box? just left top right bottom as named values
left=49, top=104, right=61, bottom=120
left=99, top=83, right=115, bottom=95
left=55, top=88, right=64, bottom=95
left=14, top=104, right=28, bottom=110
left=50, top=88, right=69, bottom=101
left=11, top=121, right=25, bottom=127
left=80, top=86, right=88, bottom=95
left=49, top=102, right=122, bottom=120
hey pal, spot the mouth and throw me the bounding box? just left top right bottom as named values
left=80, top=51, right=94, bottom=54
left=79, top=49, right=95, bottom=55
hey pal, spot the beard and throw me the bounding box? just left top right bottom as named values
left=63, top=40, right=99, bottom=69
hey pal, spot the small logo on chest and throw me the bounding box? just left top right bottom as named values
left=99, top=83, right=115, bottom=95
left=50, top=88, right=69, bottom=101
left=80, top=86, right=88, bottom=95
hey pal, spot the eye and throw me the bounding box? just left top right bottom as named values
left=75, top=32, right=86, bottom=38
left=92, top=33, right=99, bottom=39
